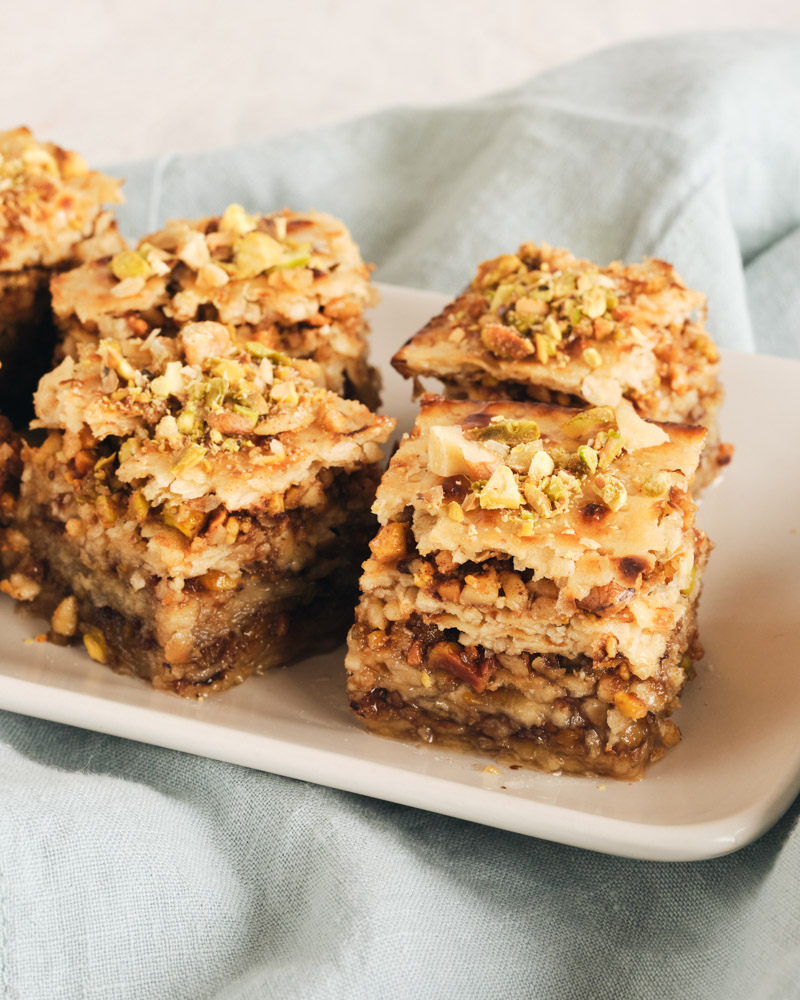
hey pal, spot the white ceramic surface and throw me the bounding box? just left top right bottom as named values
left=0, top=283, right=798, bottom=862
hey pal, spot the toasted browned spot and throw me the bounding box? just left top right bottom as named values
left=461, top=411, right=493, bottom=429
left=440, top=475, right=470, bottom=502
left=578, top=501, right=610, bottom=523
left=615, top=556, right=649, bottom=585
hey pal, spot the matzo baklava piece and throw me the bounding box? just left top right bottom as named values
left=392, top=244, right=731, bottom=492
left=346, top=396, right=711, bottom=780
left=51, top=206, right=381, bottom=408
left=0, top=128, right=124, bottom=423
left=5, top=323, right=393, bottom=696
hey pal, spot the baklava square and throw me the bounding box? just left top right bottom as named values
left=347, top=395, right=710, bottom=779
left=6, top=322, right=393, bottom=696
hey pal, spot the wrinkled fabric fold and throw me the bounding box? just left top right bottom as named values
left=2, top=29, right=799, bottom=1000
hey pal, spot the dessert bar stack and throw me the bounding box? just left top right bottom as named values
left=7, top=324, right=393, bottom=695
left=51, top=206, right=381, bottom=409
left=392, top=243, right=731, bottom=492
left=0, top=128, right=124, bottom=424
left=346, top=396, right=710, bottom=778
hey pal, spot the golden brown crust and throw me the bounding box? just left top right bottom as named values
left=346, top=395, right=711, bottom=778
left=51, top=206, right=380, bottom=405
left=0, top=127, right=123, bottom=271
left=1, top=318, right=394, bottom=695
left=392, top=242, right=728, bottom=488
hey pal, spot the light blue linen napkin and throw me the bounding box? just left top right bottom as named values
left=2, top=30, right=799, bottom=1000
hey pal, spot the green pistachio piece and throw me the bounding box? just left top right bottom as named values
left=232, top=403, right=259, bottom=427
left=543, top=476, right=565, bottom=503
left=582, top=347, right=603, bottom=369
left=600, top=475, right=627, bottom=512
left=581, top=286, right=607, bottom=319
left=542, top=314, right=562, bottom=343
left=642, top=471, right=670, bottom=497
left=577, top=444, right=598, bottom=473
left=172, top=443, right=207, bottom=476
left=597, top=429, right=624, bottom=469
left=279, top=243, right=311, bottom=269
left=163, top=503, right=206, bottom=538
left=110, top=250, right=152, bottom=282
left=472, top=419, right=540, bottom=446
left=176, top=407, right=197, bottom=435
left=563, top=406, right=616, bottom=439
left=204, top=377, right=226, bottom=409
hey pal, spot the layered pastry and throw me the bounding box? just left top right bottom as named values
left=51, top=205, right=381, bottom=408
left=392, top=243, right=731, bottom=491
left=4, top=322, right=393, bottom=695
left=0, top=127, right=124, bottom=423
left=346, top=395, right=711, bottom=779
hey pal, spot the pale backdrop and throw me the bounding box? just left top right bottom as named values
left=2, top=0, right=799, bottom=164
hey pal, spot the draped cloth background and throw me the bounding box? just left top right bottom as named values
left=2, top=31, right=799, bottom=1000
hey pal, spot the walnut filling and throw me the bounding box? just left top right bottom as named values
left=347, top=608, right=699, bottom=779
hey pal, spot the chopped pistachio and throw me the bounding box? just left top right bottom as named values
left=279, top=243, right=311, bottom=269
left=447, top=501, right=465, bottom=522
left=480, top=466, right=522, bottom=510
left=219, top=203, right=256, bottom=237
left=543, top=476, right=566, bottom=504
left=507, top=439, right=543, bottom=472
left=528, top=275, right=554, bottom=301
left=581, top=286, right=607, bottom=319
left=212, top=358, right=246, bottom=385
left=599, top=475, right=627, bottom=512
left=472, top=418, right=540, bottom=446
left=163, top=504, right=206, bottom=538
left=577, top=444, right=598, bottom=473
left=583, top=347, right=603, bottom=369
left=517, top=518, right=535, bottom=537
left=528, top=450, right=555, bottom=480
left=245, top=340, right=274, bottom=358
left=270, top=382, right=299, bottom=406
left=597, top=429, right=624, bottom=469
left=490, top=283, right=516, bottom=312
left=234, top=231, right=283, bottom=278
left=534, top=333, right=550, bottom=365
left=150, top=361, right=184, bottom=398
left=522, top=479, right=552, bottom=517
left=103, top=342, right=137, bottom=382
left=232, top=403, right=259, bottom=427
left=680, top=565, right=697, bottom=598
left=204, top=376, right=226, bottom=409
left=642, top=471, right=670, bottom=497
left=176, top=407, right=198, bottom=435
left=563, top=406, right=616, bottom=439
left=542, top=314, right=562, bottom=343
left=110, top=250, right=151, bottom=282
left=476, top=254, right=522, bottom=289
left=172, top=443, right=207, bottom=476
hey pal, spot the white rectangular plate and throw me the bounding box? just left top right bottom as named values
left=1, top=283, right=799, bottom=862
